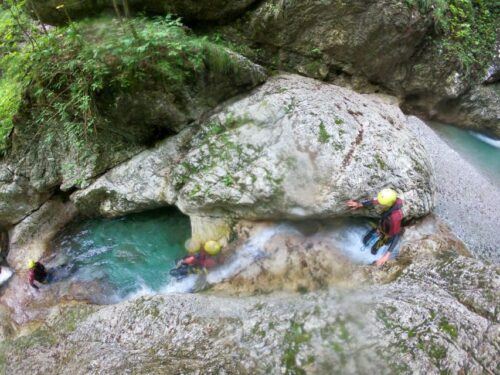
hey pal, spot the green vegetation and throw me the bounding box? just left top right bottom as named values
left=0, top=2, right=243, bottom=157
left=318, top=121, right=330, bottom=143
left=439, top=318, right=458, bottom=339
left=405, top=0, right=498, bottom=74
left=26, top=16, right=239, bottom=145
left=0, top=4, right=34, bottom=155
left=282, top=321, right=311, bottom=375
left=374, top=153, right=388, bottom=170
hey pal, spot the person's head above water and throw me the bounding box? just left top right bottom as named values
left=204, top=240, right=222, bottom=256
left=377, top=188, right=398, bottom=207
left=185, top=238, right=200, bottom=254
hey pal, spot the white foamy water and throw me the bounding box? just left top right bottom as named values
left=0, top=266, right=13, bottom=286
left=159, top=220, right=392, bottom=294
left=160, top=224, right=300, bottom=293
left=206, top=224, right=296, bottom=284
left=317, top=220, right=395, bottom=265
left=470, top=132, right=500, bottom=149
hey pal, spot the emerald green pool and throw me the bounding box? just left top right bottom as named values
left=429, top=122, right=500, bottom=185
left=50, top=208, right=191, bottom=302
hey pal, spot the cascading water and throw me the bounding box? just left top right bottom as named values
left=163, top=219, right=392, bottom=293
left=50, top=209, right=391, bottom=301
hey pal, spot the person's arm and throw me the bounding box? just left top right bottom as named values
left=375, top=234, right=401, bottom=266
left=28, top=270, right=39, bottom=290
left=347, top=197, right=378, bottom=210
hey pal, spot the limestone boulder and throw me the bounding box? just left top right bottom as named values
left=0, top=162, right=50, bottom=226
left=6, top=198, right=77, bottom=271
left=71, top=128, right=194, bottom=217
left=174, top=74, right=435, bottom=220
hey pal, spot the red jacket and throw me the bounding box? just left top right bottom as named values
left=28, top=262, right=48, bottom=289
left=182, top=250, right=217, bottom=269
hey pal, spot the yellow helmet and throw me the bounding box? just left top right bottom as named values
left=185, top=238, right=200, bottom=254
left=377, top=188, right=398, bottom=207
left=28, top=260, right=36, bottom=269
left=204, top=240, right=222, bottom=256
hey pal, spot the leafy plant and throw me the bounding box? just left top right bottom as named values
left=405, top=0, right=498, bottom=75
left=0, top=2, right=37, bottom=155
left=0, top=11, right=243, bottom=159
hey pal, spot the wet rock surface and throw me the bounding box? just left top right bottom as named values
left=1, top=235, right=497, bottom=374
left=2, top=215, right=498, bottom=375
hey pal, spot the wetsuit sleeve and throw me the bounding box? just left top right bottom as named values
left=28, top=270, right=39, bottom=290
left=361, top=198, right=378, bottom=207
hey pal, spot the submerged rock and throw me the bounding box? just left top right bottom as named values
left=175, top=74, right=435, bottom=220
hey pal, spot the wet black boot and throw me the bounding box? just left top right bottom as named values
left=371, top=238, right=385, bottom=255
left=363, top=228, right=377, bottom=246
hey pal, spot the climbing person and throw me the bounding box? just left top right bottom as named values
left=346, top=188, right=404, bottom=266
left=27, top=260, right=48, bottom=290
left=170, top=240, right=222, bottom=280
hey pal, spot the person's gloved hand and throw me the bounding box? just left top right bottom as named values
left=346, top=200, right=363, bottom=209
left=375, top=252, right=391, bottom=266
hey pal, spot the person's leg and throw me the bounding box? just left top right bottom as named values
left=363, top=228, right=378, bottom=245
left=385, top=234, right=401, bottom=256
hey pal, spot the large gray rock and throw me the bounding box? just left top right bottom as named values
left=433, top=83, right=500, bottom=138
left=26, top=0, right=258, bottom=25
left=219, top=0, right=497, bottom=134
left=231, top=0, right=433, bottom=83
left=71, top=128, right=194, bottom=217
left=0, top=162, right=50, bottom=226
left=174, top=74, right=435, bottom=220
left=406, top=116, right=500, bottom=261
left=6, top=197, right=77, bottom=270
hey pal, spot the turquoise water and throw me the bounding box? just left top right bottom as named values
left=429, top=122, right=500, bottom=185
left=50, top=208, right=191, bottom=301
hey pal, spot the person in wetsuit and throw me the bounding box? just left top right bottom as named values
left=170, top=240, right=222, bottom=280
left=28, top=260, right=48, bottom=290
left=347, top=188, right=404, bottom=266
